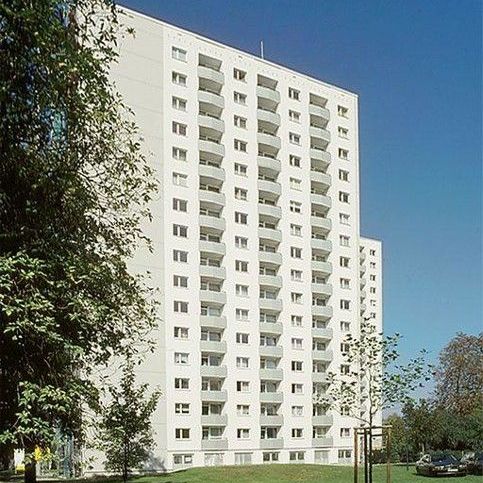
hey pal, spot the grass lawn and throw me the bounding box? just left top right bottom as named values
left=115, top=465, right=482, bottom=483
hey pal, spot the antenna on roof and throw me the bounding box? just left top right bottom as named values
left=260, top=40, right=264, bottom=59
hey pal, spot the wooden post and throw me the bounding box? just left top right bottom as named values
left=354, top=429, right=359, bottom=483
left=363, top=429, right=368, bottom=483
left=386, top=427, right=392, bottom=483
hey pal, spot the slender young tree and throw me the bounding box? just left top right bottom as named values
left=98, top=359, right=161, bottom=482
left=0, top=2, right=157, bottom=482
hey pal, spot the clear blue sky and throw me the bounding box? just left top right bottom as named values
left=121, top=0, right=482, bottom=365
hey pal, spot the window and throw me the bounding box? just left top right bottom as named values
left=289, top=132, right=301, bottom=145
left=291, top=270, right=302, bottom=281
left=235, top=236, right=248, bottom=249
left=370, top=287, right=377, bottom=294
left=234, top=115, right=247, bottom=128
left=291, top=247, right=302, bottom=258
left=237, top=404, right=250, bottom=415
left=175, top=428, right=190, bottom=440
left=234, top=68, right=246, bottom=81
left=173, top=249, right=188, bottom=263
left=291, top=292, right=302, bottom=304
left=236, top=332, right=249, bottom=344
left=289, top=155, right=301, bottom=167
left=172, top=121, right=187, bottom=136
left=234, top=91, right=247, bottom=105
left=237, top=381, right=250, bottom=392
left=173, top=147, right=187, bottom=161
left=340, top=428, right=351, bottom=438
left=236, top=357, right=249, bottom=369
left=234, top=139, right=247, bottom=152
left=290, top=177, right=302, bottom=190
left=370, top=249, right=376, bottom=256
left=174, top=300, right=188, bottom=313
left=236, top=308, right=249, bottom=321
left=235, top=453, right=252, bottom=466
left=370, top=262, right=376, bottom=268
left=370, top=274, right=376, bottom=281
left=338, top=105, right=348, bottom=118
left=339, top=449, right=352, bottom=460
left=340, top=278, right=350, bottom=289
left=235, top=187, right=247, bottom=200
left=234, top=163, right=247, bottom=176
left=172, top=46, right=187, bottom=61
left=235, top=260, right=248, bottom=272
left=340, top=321, right=350, bottom=332
left=292, top=338, right=303, bottom=350
left=174, top=378, right=189, bottom=389
left=339, top=213, right=350, bottom=225
left=172, top=71, right=186, bottom=86
left=291, top=383, right=303, bottom=394
left=237, top=428, right=250, bottom=439
left=340, top=235, right=350, bottom=247
left=174, top=326, right=189, bottom=339
left=290, top=451, right=305, bottom=461
left=290, top=201, right=302, bottom=213
left=338, top=126, right=349, bottom=138
left=172, top=172, right=187, bottom=186
left=290, top=224, right=302, bottom=236
left=339, top=191, right=350, bottom=203
left=291, top=361, right=303, bottom=372
left=263, top=452, right=279, bottom=463
left=173, top=224, right=188, bottom=238
left=173, top=454, right=193, bottom=466
left=172, top=96, right=187, bottom=111
left=291, top=315, right=303, bottom=327
left=174, top=352, right=189, bottom=365
left=340, top=299, right=350, bottom=310
left=235, top=212, right=248, bottom=225
left=173, top=198, right=187, bottom=212
left=173, top=275, right=188, bottom=288
left=338, top=148, right=349, bottom=160
left=292, top=428, right=303, bottom=439
left=340, top=364, right=350, bottom=375
left=236, top=284, right=249, bottom=297
left=289, top=87, right=300, bottom=100
left=292, top=405, right=303, bottom=416
left=338, top=168, right=350, bottom=181
left=289, top=110, right=301, bottom=122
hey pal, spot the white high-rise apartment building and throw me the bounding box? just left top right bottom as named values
left=101, top=6, right=384, bottom=472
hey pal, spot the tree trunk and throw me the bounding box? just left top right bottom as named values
left=24, top=443, right=37, bottom=483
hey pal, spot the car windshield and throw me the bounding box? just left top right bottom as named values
left=432, top=453, right=458, bottom=463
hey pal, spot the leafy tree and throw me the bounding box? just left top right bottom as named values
left=98, top=359, right=160, bottom=482
left=383, top=414, right=409, bottom=462
left=317, top=319, right=431, bottom=483
left=434, top=332, right=483, bottom=415
left=0, top=2, right=157, bottom=482
left=402, top=399, right=440, bottom=454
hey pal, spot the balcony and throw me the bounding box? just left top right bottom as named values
left=311, top=327, right=333, bottom=339
left=199, top=138, right=225, bottom=158
left=257, top=85, right=281, bottom=104
left=311, top=193, right=332, bottom=210
left=198, top=64, right=224, bottom=86
left=200, top=340, right=227, bottom=353
left=259, top=322, right=283, bottom=335
left=260, top=438, right=284, bottom=449
left=311, top=305, right=333, bottom=320
left=259, top=251, right=282, bottom=266
left=259, top=297, right=282, bottom=312
left=201, top=390, right=227, bottom=402
left=200, top=315, right=227, bottom=329
left=312, top=349, right=333, bottom=362
left=311, top=260, right=332, bottom=275
left=258, top=132, right=281, bottom=151
left=360, top=251, right=367, bottom=262
left=311, top=216, right=332, bottom=233
left=201, top=439, right=228, bottom=450
left=260, top=368, right=283, bottom=380
left=200, top=365, right=227, bottom=378
left=259, top=345, right=283, bottom=359
left=258, top=226, right=282, bottom=243
left=360, top=303, right=367, bottom=313
left=310, top=148, right=331, bottom=165
left=312, top=372, right=329, bottom=384
left=199, top=240, right=226, bottom=257
left=311, top=238, right=332, bottom=254
left=199, top=163, right=226, bottom=183
left=201, top=414, right=228, bottom=426
left=200, top=290, right=226, bottom=306
left=310, top=125, right=331, bottom=144
left=312, top=436, right=333, bottom=448
left=309, top=104, right=330, bottom=121
left=257, top=108, right=281, bottom=127
left=360, top=289, right=367, bottom=299
left=259, top=392, right=283, bottom=404
left=360, top=264, right=367, bottom=274
left=310, top=171, right=331, bottom=187
left=198, top=114, right=225, bottom=135
left=258, top=203, right=282, bottom=220
left=360, top=277, right=367, bottom=287
left=258, top=179, right=281, bottom=198
left=260, top=415, right=283, bottom=426
left=199, top=214, right=226, bottom=232
left=259, top=274, right=282, bottom=289
left=200, top=264, right=226, bottom=280
left=258, top=155, right=281, bottom=174
left=312, top=415, right=333, bottom=426
left=199, top=189, right=225, bottom=207
left=311, top=283, right=333, bottom=297
left=198, top=89, right=225, bottom=110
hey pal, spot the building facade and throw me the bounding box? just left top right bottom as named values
left=102, top=6, right=383, bottom=472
